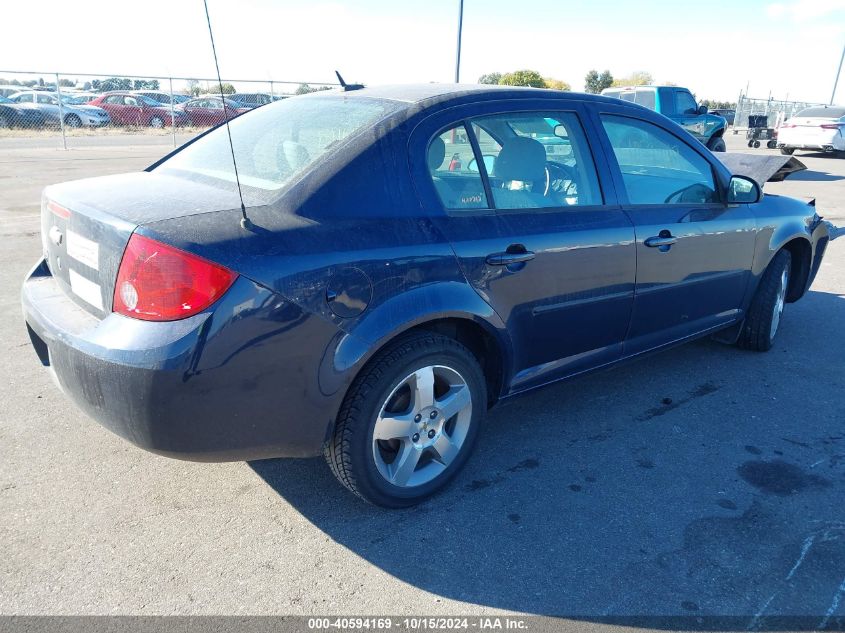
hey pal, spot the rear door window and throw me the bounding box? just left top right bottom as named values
left=468, top=111, right=602, bottom=209
left=426, top=125, right=489, bottom=211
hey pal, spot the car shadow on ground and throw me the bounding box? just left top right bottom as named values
left=249, top=290, right=845, bottom=630
left=788, top=168, right=844, bottom=183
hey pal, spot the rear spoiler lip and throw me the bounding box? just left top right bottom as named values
left=713, top=153, right=807, bottom=188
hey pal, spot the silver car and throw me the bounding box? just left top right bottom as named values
left=9, top=91, right=110, bottom=128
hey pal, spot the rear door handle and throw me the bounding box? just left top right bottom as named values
left=486, top=250, right=536, bottom=266
left=644, top=235, right=678, bottom=248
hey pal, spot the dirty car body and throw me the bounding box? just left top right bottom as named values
left=22, top=85, right=833, bottom=504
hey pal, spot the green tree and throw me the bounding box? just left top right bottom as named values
left=295, top=83, right=332, bottom=95
left=478, top=72, right=502, bottom=85
left=611, top=71, right=654, bottom=87
left=544, top=78, right=571, bottom=91
left=203, top=82, right=235, bottom=95
left=584, top=69, right=613, bottom=94
left=499, top=70, right=546, bottom=88
left=133, top=79, right=160, bottom=90
left=58, top=78, right=75, bottom=87
left=100, top=77, right=132, bottom=91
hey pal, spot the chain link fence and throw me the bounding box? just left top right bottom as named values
left=733, top=95, right=824, bottom=132
left=0, top=70, right=337, bottom=148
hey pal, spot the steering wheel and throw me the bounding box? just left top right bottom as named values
left=664, top=182, right=715, bottom=204
left=543, top=162, right=579, bottom=198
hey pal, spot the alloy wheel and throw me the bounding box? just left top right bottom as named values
left=372, top=365, right=473, bottom=488
left=770, top=268, right=788, bottom=339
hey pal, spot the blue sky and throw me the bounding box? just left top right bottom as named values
left=2, top=0, right=843, bottom=103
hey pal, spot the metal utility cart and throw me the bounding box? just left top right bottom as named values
left=746, top=115, right=778, bottom=149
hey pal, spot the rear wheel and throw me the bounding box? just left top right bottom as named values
left=325, top=332, right=486, bottom=507
left=737, top=250, right=791, bottom=352
left=0, top=113, right=10, bottom=128
left=780, top=147, right=795, bottom=155
left=707, top=136, right=726, bottom=152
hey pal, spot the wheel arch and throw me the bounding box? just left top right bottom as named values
left=780, top=237, right=812, bottom=302
left=320, top=308, right=512, bottom=446
left=318, top=277, right=515, bottom=430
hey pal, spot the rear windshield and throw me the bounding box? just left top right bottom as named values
left=156, top=96, right=397, bottom=195
left=796, top=107, right=845, bottom=118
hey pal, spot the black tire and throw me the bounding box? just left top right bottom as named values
left=747, top=140, right=754, bottom=148
left=780, top=147, right=795, bottom=155
left=767, top=140, right=777, bottom=149
left=737, top=250, right=791, bottom=352
left=324, top=332, right=486, bottom=507
left=753, top=140, right=761, bottom=148
left=707, top=136, right=726, bottom=152
left=64, top=114, right=82, bottom=128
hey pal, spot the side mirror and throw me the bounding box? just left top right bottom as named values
left=698, top=105, right=708, bottom=115
left=468, top=155, right=496, bottom=174
left=727, top=176, right=760, bottom=204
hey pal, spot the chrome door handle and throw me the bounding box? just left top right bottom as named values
left=644, top=235, right=678, bottom=248
left=485, top=251, right=536, bottom=266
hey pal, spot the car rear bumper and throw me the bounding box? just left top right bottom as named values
left=778, top=130, right=844, bottom=152
left=21, top=259, right=345, bottom=461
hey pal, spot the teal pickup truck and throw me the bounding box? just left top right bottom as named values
left=601, top=85, right=727, bottom=152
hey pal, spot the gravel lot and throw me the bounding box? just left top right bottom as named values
left=1, top=132, right=844, bottom=627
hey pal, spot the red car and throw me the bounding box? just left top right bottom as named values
left=179, top=96, right=250, bottom=127
left=89, top=92, right=188, bottom=128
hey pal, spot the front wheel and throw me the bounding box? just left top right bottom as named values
left=737, top=250, right=791, bottom=352
left=64, top=114, right=82, bottom=128
left=324, top=332, right=486, bottom=507
left=707, top=136, right=726, bottom=152
left=149, top=116, right=164, bottom=128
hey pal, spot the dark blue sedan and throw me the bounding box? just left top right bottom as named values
left=22, top=84, right=833, bottom=507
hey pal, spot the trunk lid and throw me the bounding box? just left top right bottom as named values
left=41, top=172, right=243, bottom=317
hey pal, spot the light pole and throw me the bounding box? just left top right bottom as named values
left=832, top=41, right=845, bottom=105
left=454, top=0, right=464, bottom=83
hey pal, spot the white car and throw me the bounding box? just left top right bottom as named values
left=9, top=91, right=111, bottom=128
left=778, top=106, right=845, bottom=156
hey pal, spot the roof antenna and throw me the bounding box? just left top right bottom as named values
left=335, top=70, right=365, bottom=92
left=203, top=0, right=253, bottom=231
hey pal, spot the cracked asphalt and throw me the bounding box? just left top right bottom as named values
left=1, top=132, right=844, bottom=628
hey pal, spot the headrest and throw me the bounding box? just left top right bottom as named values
left=282, top=140, right=310, bottom=172
left=428, top=136, right=446, bottom=171
left=494, top=137, right=546, bottom=182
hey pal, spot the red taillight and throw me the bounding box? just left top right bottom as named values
left=113, top=233, right=237, bottom=321
left=820, top=123, right=841, bottom=129
left=48, top=200, right=71, bottom=219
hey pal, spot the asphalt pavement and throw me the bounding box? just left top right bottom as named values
left=1, top=132, right=844, bottom=627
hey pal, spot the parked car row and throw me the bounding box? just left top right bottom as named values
left=5, top=91, right=110, bottom=128
left=0, top=88, right=276, bottom=130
